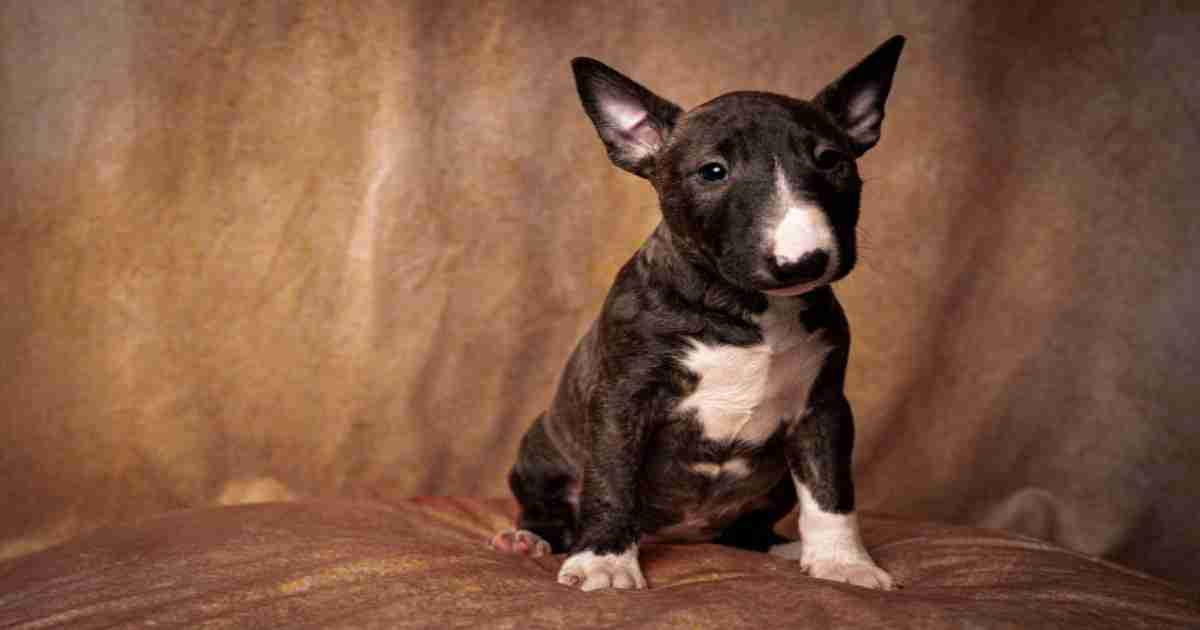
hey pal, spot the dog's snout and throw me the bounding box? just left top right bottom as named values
left=770, top=250, right=829, bottom=285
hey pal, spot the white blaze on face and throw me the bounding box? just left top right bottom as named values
left=769, top=162, right=837, bottom=266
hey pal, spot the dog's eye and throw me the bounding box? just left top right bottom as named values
left=698, top=163, right=727, bottom=182
left=813, top=147, right=845, bottom=170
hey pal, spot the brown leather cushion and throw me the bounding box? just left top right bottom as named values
left=1, top=499, right=1196, bottom=628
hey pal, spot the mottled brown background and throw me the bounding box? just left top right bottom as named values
left=2, top=0, right=1198, bottom=592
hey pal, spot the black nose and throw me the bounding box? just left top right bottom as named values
left=770, top=250, right=829, bottom=285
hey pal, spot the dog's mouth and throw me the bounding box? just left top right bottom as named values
left=758, top=249, right=843, bottom=296
left=762, top=278, right=829, bottom=297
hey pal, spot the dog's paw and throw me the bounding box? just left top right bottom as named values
left=805, top=557, right=895, bottom=590
left=489, top=529, right=552, bottom=557
left=557, top=546, right=646, bottom=591
left=769, top=541, right=896, bottom=590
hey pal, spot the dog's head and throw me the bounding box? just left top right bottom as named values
left=573, top=37, right=904, bottom=295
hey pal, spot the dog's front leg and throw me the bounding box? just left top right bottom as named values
left=556, top=406, right=648, bottom=591
left=770, top=393, right=895, bottom=590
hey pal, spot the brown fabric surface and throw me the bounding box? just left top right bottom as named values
left=1, top=498, right=1197, bottom=629
left=2, top=0, right=1199, bottom=593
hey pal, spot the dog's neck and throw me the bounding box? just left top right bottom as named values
left=637, top=222, right=775, bottom=324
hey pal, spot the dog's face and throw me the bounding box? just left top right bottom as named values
left=657, top=94, right=864, bottom=295
left=573, top=37, right=904, bottom=295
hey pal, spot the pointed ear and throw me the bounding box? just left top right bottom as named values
left=814, top=35, right=905, bottom=156
left=572, top=57, right=683, bottom=179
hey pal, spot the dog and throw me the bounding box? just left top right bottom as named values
left=490, top=36, right=905, bottom=592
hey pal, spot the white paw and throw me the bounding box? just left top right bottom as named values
left=489, top=529, right=552, bottom=557
left=557, top=546, right=646, bottom=591
left=806, top=556, right=895, bottom=590
left=770, top=541, right=895, bottom=590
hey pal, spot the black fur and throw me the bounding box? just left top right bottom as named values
left=510, top=37, right=905, bottom=559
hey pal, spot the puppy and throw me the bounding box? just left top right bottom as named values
left=491, top=36, right=905, bottom=592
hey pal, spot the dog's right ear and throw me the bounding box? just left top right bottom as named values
left=572, top=58, right=682, bottom=179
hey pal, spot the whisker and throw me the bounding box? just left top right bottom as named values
left=860, top=169, right=902, bottom=184
left=852, top=226, right=891, bottom=278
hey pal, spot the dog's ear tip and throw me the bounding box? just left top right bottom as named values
left=571, top=57, right=605, bottom=76
left=879, top=35, right=906, bottom=58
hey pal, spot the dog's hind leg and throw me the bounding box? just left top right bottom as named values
left=491, top=413, right=579, bottom=555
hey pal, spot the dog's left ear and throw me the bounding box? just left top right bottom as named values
left=572, top=57, right=683, bottom=179
left=814, top=35, right=906, bottom=156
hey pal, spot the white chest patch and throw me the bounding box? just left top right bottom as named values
left=675, top=298, right=834, bottom=443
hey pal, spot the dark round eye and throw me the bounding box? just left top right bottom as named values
left=813, top=147, right=845, bottom=170
left=698, top=162, right=727, bottom=182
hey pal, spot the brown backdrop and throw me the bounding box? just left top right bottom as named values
left=3, top=1, right=1198, bottom=591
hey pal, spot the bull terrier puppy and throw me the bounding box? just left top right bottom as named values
left=492, top=36, right=906, bottom=592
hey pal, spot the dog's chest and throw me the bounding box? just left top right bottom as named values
left=675, top=300, right=833, bottom=443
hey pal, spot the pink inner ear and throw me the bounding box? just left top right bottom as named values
left=601, top=99, right=663, bottom=156
left=602, top=99, right=649, bottom=134
left=621, top=116, right=660, bottom=147
left=846, top=89, right=882, bottom=137
left=596, top=93, right=665, bottom=163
